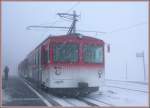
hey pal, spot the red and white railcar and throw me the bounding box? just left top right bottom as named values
left=18, top=34, right=105, bottom=96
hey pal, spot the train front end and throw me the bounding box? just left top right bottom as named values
left=41, top=35, right=105, bottom=96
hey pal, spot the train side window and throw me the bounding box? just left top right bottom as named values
left=34, top=51, right=38, bottom=65
left=44, top=49, right=48, bottom=64
left=34, top=54, right=36, bottom=65
left=38, top=50, right=41, bottom=65
left=35, top=52, right=37, bottom=65
left=48, top=45, right=50, bottom=63
left=36, top=51, right=39, bottom=65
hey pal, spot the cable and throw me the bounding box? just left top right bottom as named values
left=76, top=22, right=147, bottom=37
left=106, top=21, right=147, bottom=35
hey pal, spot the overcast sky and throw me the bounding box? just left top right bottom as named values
left=2, top=1, right=148, bottom=82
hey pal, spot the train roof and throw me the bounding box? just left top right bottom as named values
left=27, top=34, right=104, bottom=57
left=44, top=33, right=104, bottom=45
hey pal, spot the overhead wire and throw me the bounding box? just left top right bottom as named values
left=104, top=21, right=147, bottom=35
left=85, top=21, right=148, bottom=37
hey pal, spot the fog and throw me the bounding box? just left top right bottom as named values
left=2, top=2, right=148, bottom=82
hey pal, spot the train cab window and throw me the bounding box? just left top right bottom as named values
left=44, top=49, right=49, bottom=64
left=83, top=45, right=103, bottom=63
left=53, top=43, right=79, bottom=63
left=42, top=45, right=50, bottom=64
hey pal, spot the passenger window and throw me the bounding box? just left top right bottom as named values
left=48, top=45, right=50, bottom=63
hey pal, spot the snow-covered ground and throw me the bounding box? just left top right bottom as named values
left=2, top=77, right=149, bottom=107
left=86, top=80, right=148, bottom=106
left=105, top=79, right=148, bottom=92
left=47, top=79, right=149, bottom=107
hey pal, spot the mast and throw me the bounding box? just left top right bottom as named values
left=67, top=11, right=78, bottom=35
left=57, top=10, right=79, bottom=35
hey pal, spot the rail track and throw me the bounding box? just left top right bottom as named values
left=20, top=78, right=147, bottom=107
left=21, top=78, right=115, bottom=106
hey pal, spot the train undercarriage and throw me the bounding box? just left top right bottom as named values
left=41, top=83, right=99, bottom=97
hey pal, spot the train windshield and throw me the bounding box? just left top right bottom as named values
left=53, top=43, right=79, bottom=63
left=83, top=45, right=103, bottom=63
